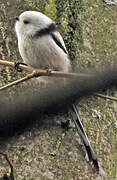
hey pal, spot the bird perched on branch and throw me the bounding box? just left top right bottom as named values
left=15, top=11, right=99, bottom=170
left=15, top=11, right=71, bottom=73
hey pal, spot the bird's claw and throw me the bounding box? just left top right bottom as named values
left=14, top=62, right=27, bottom=72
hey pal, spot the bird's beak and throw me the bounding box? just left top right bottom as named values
left=15, top=16, right=19, bottom=21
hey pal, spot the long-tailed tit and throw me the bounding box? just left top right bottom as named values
left=15, top=11, right=71, bottom=73
left=15, top=11, right=99, bottom=170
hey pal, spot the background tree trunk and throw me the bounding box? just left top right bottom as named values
left=0, top=0, right=117, bottom=179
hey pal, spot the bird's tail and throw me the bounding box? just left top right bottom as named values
left=71, top=104, right=99, bottom=171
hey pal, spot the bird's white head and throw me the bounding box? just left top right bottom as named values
left=15, top=11, right=52, bottom=38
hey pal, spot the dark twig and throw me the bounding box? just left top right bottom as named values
left=0, top=152, right=14, bottom=180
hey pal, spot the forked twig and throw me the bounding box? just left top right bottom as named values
left=0, top=59, right=91, bottom=78
left=1, top=59, right=117, bottom=101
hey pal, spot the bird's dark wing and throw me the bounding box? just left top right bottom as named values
left=50, top=31, right=68, bottom=54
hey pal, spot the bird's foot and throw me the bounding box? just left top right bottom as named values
left=14, top=62, right=27, bottom=72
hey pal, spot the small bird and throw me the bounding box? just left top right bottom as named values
left=15, top=11, right=71, bottom=73
left=15, top=11, right=99, bottom=170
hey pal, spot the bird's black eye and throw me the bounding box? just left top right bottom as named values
left=16, top=16, right=19, bottom=21
left=23, top=20, right=29, bottom=24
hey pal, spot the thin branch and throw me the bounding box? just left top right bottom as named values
left=0, top=59, right=92, bottom=91
left=0, top=59, right=92, bottom=78
left=0, top=59, right=33, bottom=72
left=0, top=152, right=14, bottom=180
left=94, top=93, right=117, bottom=101
left=1, top=59, right=117, bottom=102
left=0, top=71, right=36, bottom=91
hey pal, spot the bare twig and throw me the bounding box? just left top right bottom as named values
left=0, top=59, right=92, bottom=78
left=0, top=59, right=92, bottom=91
left=0, top=71, right=36, bottom=91
left=0, top=59, right=33, bottom=72
left=0, top=68, right=86, bottom=91
left=94, top=93, right=117, bottom=101
left=0, top=152, right=14, bottom=180
left=1, top=59, right=117, bottom=102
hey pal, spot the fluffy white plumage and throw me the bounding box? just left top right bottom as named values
left=15, top=11, right=71, bottom=73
